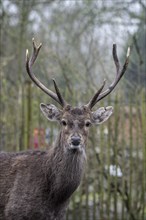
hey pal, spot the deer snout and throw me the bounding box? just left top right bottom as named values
left=71, top=136, right=81, bottom=146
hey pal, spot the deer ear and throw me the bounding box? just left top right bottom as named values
left=40, top=103, right=62, bottom=122
left=91, top=106, right=113, bottom=124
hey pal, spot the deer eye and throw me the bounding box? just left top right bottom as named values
left=61, top=119, right=67, bottom=126
left=85, top=120, right=91, bottom=127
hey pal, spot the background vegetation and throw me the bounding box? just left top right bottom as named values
left=0, top=0, right=145, bottom=219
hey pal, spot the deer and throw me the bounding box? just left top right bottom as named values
left=0, top=39, right=130, bottom=220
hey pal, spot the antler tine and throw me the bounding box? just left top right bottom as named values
left=29, top=38, right=42, bottom=66
left=113, top=44, right=120, bottom=73
left=95, top=44, right=130, bottom=102
left=26, top=39, right=66, bottom=107
left=86, top=79, right=106, bottom=109
left=86, top=44, right=130, bottom=109
left=52, top=79, right=67, bottom=107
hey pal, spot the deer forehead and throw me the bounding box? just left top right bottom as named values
left=62, top=107, right=91, bottom=121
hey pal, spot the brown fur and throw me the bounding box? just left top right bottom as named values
left=0, top=104, right=112, bottom=220
left=0, top=107, right=88, bottom=220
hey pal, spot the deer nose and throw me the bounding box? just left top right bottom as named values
left=71, top=136, right=81, bottom=146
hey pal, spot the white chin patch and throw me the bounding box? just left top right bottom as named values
left=69, top=144, right=82, bottom=152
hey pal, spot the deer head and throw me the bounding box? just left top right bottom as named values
left=26, top=39, right=130, bottom=153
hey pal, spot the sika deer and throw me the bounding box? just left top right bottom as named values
left=0, top=39, right=130, bottom=220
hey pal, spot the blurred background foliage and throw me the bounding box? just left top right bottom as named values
left=0, top=0, right=146, bottom=220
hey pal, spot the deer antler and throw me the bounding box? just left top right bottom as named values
left=26, top=38, right=67, bottom=107
left=86, top=44, right=130, bottom=109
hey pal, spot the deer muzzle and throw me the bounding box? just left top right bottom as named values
left=71, top=136, right=81, bottom=146
left=68, top=134, right=83, bottom=152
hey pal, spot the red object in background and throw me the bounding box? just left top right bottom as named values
left=33, top=128, right=45, bottom=149
left=33, top=128, right=39, bottom=149
left=39, top=128, right=45, bottom=147
left=34, top=136, right=39, bottom=149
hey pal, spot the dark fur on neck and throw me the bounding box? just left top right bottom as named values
left=0, top=132, right=86, bottom=220
left=45, top=132, right=86, bottom=205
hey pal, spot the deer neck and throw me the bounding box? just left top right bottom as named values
left=54, top=131, right=86, bottom=178
left=47, top=132, right=86, bottom=204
